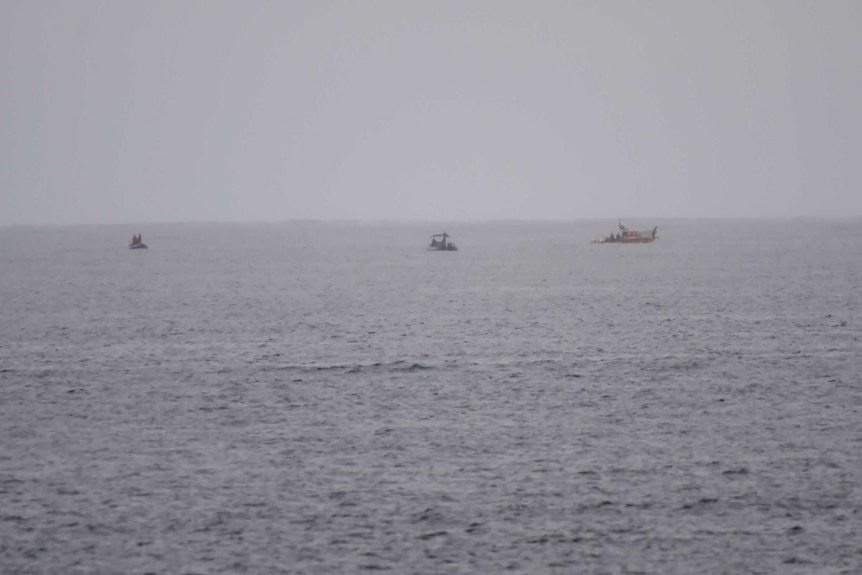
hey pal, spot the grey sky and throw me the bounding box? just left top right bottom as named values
left=2, top=1, right=860, bottom=225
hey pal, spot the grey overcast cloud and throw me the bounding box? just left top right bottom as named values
left=1, top=1, right=860, bottom=226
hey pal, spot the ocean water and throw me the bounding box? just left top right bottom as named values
left=1, top=219, right=861, bottom=574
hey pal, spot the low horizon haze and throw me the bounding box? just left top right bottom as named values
left=2, top=1, right=860, bottom=226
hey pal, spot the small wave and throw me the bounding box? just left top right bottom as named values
left=254, top=359, right=439, bottom=375
left=679, top=497, right=719, bottom=510
left=417, top=530, right=447, bottom=540
left=399, top=362, right=432, bottom=371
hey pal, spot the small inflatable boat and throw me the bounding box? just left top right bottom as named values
left=129, top=233, right=147, bottom=249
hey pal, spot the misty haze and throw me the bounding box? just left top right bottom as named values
left=2, top=3, right=862, bottom=574
left=2, top=1, right=861, bottom=225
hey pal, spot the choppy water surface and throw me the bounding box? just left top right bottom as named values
left=2, top=220, right=861, bottom=574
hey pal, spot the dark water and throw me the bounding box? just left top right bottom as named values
left=2, top=220, right=861, bottom=574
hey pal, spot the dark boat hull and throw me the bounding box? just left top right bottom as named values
left=129, top=243, right=148, bottom=249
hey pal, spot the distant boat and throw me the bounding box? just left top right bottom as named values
left=129, top=234, right=148, bottom=249
left=428, top=232, right=458, bottom=251
left=593, top=220, right=658, bottom=244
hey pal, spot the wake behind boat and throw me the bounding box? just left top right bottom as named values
left=428, top=232, right=458, bottom=251
left=129, top=233, right=148, bottom=249
left=593, top=220, right=658, bottom=244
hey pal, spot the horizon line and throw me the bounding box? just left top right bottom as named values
left=2, top=214, right=861, bottom=230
